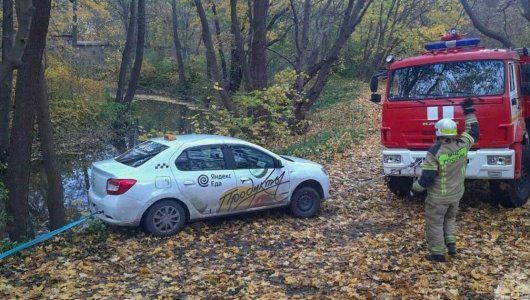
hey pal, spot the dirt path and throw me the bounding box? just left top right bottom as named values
left=1, top=97, right=529, bottom=299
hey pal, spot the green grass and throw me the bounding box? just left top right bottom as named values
left=312, top=76, right=362, bottom=111
left=273, top=76, right=368, bottom=163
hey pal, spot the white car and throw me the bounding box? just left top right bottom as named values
left=88, top=134, right=331, bottom=236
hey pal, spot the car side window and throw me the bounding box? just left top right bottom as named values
left=175, top=151, right=190, bottom=171
left=231, top=145, right=275, bottom=169
left=176, top=146, right=226, bottom=171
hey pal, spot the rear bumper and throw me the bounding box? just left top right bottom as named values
left=88, top=189, right=144, bottom=226
left=382, top=148, right=515, bottom=179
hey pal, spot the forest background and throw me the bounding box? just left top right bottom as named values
left=0, top=0, right=529, bottom=243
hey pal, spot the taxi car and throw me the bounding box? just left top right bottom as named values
left=88, top=134, right=330, bottom=236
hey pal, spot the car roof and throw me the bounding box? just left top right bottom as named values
left=150, top=134, right=249, bottom=148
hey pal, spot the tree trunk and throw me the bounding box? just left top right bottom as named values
left=211, top=3, right=228, bottom=82
left=194, top=0, right=238, bottom=114
left=460, top=0, right=515, bottom=48
left=116, top=0, right=137, bottom=103
left=71, top=0, right=78, bottom=47
left=230, top=0, right=251, bottom=91
left=250, top=0, right=269, bottom=90
left=36, top=68, right=65, bottom=230
left=171, top=0, right=188, bottom=89
left=0, top=0, right=14, bottom=155
left=123, top=0, right=145, bottom=105
left=6, top=0, right=52, bottom=241
left=0, top=0, right=34, bottom=83
left=293, top=0, right=372, bottom=121
left=520, top=0, right=530, bottom=23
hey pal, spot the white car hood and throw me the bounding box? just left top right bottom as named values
left=281, top=155, right=321, bottom=166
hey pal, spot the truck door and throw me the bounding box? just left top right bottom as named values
left=509, top=62, right=520, bottom=127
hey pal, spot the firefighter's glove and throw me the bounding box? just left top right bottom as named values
left=462, top=98, right=475, bottom=115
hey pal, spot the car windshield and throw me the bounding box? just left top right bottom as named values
left=116, top=141, right=169, bottom=167
left=389, top=60, right=505, bottom=101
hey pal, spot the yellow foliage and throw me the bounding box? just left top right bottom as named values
left=45, top=55, right=104, bottom=131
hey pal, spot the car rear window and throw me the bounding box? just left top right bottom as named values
left=116, top=141, right=169, bottom=167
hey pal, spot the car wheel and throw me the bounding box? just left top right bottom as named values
left=143, top=200, right=186, bottom=236
left=290, top=186, right=321, bottom=218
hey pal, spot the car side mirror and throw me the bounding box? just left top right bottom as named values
left=370, top=93, right=381, bottom=103
left=275, top=159, right=284, bottom=168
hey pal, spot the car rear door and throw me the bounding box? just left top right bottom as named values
left=220, top=144, right=290, bottom=213
left=173, top=145, right=237, bottom=215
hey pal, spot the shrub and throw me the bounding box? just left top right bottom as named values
left=205, top=69, right=296, bottom=145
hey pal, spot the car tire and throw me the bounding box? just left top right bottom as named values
left=387, top=176, right=413, bottom=198
left=490, top=146, right=530, bottom=208
left=290, top=186, right=321, bottom=218
left=143, top=200, right=186, bottom=236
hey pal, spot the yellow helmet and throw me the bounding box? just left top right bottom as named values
left=435, top=118, right=457, bottom=137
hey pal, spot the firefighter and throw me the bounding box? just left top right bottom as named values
left=410, top=98, right=480, bottom=262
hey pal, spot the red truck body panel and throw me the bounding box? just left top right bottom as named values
left=382, top=48, right=526, bottom=150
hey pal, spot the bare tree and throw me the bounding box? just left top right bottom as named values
left=123, top=0, right=146, bottom=105
left=230, top=0, right=252, bottom=91
left=194, top=0, right=238, bottom=113
left=0, top=0, right=14, bottom=155
left=0, top=0, right=34, bottom=83
left=250, top=0, right=270, bottom=89
left=460, top=0, right=515, bottom=48
left=522, top=0, right=530, bottom=22
left=6, top=0, right=55, bottom=241
left=171, top=0, right=188, bottom=89
left=290, top=0, right=373, bottom=121
left=36, top=67, right=66, bottom=230
left=116, top=0, right=137, bottom=104
left=211, top=2, right=228, bottom=81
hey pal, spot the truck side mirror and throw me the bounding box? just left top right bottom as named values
left=370, top=76, right=379, bottom=93
left=370, top=93, right=381, bottom=103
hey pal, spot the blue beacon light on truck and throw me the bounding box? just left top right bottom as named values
left=424, top=38, right=481, bottom=51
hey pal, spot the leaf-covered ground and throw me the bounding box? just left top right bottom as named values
left=1, top=93, right=530, bottom=299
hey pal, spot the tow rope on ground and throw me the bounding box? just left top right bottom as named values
left=0, top=211, right=103, bottom=261
left=331, top=159, right=422, bottom=198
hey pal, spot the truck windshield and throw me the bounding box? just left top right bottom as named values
left=389, top=60, right=505, bottom=101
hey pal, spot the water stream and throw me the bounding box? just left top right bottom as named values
left=28, top=95, right=204, bottom=220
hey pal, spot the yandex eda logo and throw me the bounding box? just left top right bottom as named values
left=422, top=106, right=459, bottom=126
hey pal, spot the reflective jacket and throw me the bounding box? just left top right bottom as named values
left=412, top=113, right=480, bottom=202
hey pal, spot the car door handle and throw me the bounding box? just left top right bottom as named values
left=240, top=177, right=250, bottom=183
left=183, top=180, right=195, bottom=185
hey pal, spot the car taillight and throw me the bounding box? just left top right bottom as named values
left=106, top=179, right=137, bottom=195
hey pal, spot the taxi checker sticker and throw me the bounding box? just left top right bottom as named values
left=217, top=170, right=289, bottom=213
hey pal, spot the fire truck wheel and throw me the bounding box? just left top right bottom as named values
left=387, top=176, right=413, bottom=197
left=491, top=147, right=530, bottom=208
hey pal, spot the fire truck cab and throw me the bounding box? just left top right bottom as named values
left=370, top=32, right=530, bottom=207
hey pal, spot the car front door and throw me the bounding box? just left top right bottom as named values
left=218, top=144, right=290, bottom=213
left=173, top=145, right=237, bottom=215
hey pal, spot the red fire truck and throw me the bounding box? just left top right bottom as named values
left=370, top=31, right=530, bottom=207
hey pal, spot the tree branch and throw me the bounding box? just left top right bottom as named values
left=0, top=0, right=35, bottom=83
left=460, top=0, right=515, bottom=48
